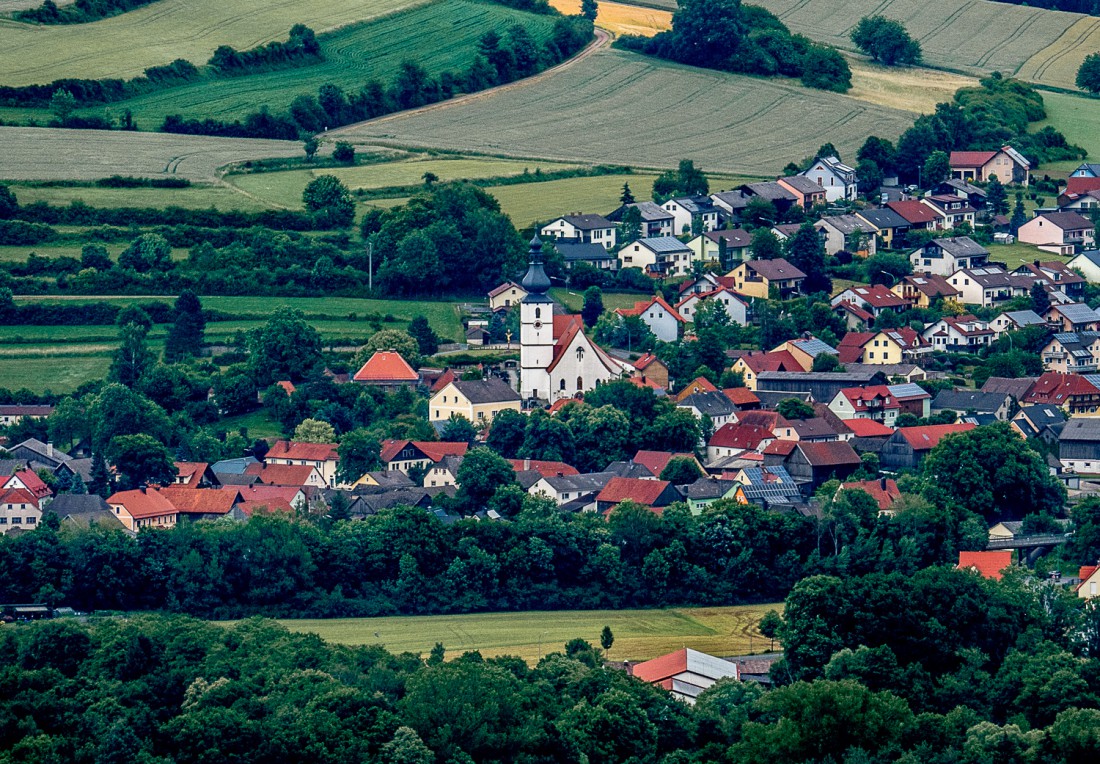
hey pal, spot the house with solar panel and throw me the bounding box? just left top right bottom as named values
left=617, top=237, right=694, bottom=277
left=1041, top=332, right=1100, bottom=374
left=730, top=466, right=803, bottom=508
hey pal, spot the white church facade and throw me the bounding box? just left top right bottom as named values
left=519, top=236, right=630, bottom=404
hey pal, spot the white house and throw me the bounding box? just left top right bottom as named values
left=815, top=215, right=876, bottom=256
left=910, top=236, right=990, bottom=276
left=618, top=237, right=693, bottom=277
left=947, top=266, right=1034, bottom=308
left=488, top=281, right=528, bottom=311
left=661, top=197, right=720, bottom=235
left=921, top=315, right=995, bottom=352
left=614, top=295, right=685, bottom=343
left=676, top=287, right=748, bottom=326
left=920, top=195, right=977, bottom=231
left=540, top=213, right=617, bottom=248
left=1067, top=250, right=1100, bottom=283
left=800, top=155, right=859, bottom=202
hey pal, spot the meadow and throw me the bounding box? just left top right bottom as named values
left=0, top=126, right=303, bottom=182
left=275, top=604, right=780, bottom=662
left=334, top=48, right=916, bottom=176
left=0, top=0, right=425, bottom=86
left=549, top=287, right=651, bottom=312
left=6, top=183, right=268, bottom=211
left=88, top=0, right=558, bottom=128
left=1034, top=90, right=1100, bottom=170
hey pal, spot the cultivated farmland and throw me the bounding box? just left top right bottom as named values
left=550, top=0, right=672, bottom=37
left=0, top=0, right=424, bottom=86
left=7, top=183, right=269, bottom=211
left=274, top=605, right=779, bottom=663
left=98, top=0, right=559, bottom=127
left=1016, top=17, right=1100, bottom=91
left=334, top=48, right=916, bottom=176
left=0, top=126, right=304, bottom=182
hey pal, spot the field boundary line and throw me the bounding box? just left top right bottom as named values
left=325, top=27, right=612, bottom=138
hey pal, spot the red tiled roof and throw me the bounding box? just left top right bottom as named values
left=236, top=498, right=295, bottom=516
left=1077, top=565, right=1099, bottom=592
left=431, top=368, right=456, bottom=393
left=628, top=375, right=663, bottom=389
left=379, top=440, right=468, bottom=463
left=633, top=353, right=662, bottom=371
left=797, top=441, right=861, bottom=467
left=616, top=295, right=686, bottom=322
left=553, top=314, right=583, bottom=339
left=835, top=301, right=874, bottom=322
left=840, top=478, right=900, bottom=511
left=736, top=411, right=781, bottom=429
left=266, top=440, right=339, bottom=462
left=0, top=487, right=39, bottom=508
left=958, top=550, right=1013, bottom=581
left=736, top=350, right=803, bottom=375
left=839, top=386, right=901, bottom=412
left=723, top=387, right=760, bottom=406
left=353, top=351, right=418, bottom=383
left=108, top=488, right=177, bottom=519
left=837, top=332, right=875, bottom=363
left=949, top=150, right=999, bottom=168
left=887, top=200, right=939, bottom=225
left=1066, top=177, right=1100, bottom=196
left=897, top=423, right=976, bottom=451
left=762, top=439, right=797, bottom=456
left=245, top=463, right=319, bottom=487
left=709, top=423, right=773, bottom=450
left=235, top=484, right=301, bottom=504
left=488, top=281, right=524, bottom=298
left=7, top=469, right=51, bottom=498
left=1025, top=373, right=1100, bottom=404
left=597, top=477, right=672, bottom=506
left=841, top=419, right=895, bottom=437
left=548, top=397, right=583, bottom=415
left=633, top=451, right=695, bottom=477
left=673, top=376, right=718, bottom=401
left=837, top=284, right=909, bottom=309
left=507, top=459, right=579, bottom=478
left=160, top=486, right=237, bottom=515
left=276, top=380, right=296, bottom=395
left=631, top=648, right=689, bottom=683
left=174, top=462, right=208, bottom=489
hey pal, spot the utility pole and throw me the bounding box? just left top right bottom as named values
left=367, top=240, right=373, bottom=293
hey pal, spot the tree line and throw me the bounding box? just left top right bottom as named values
left=16, top=0, right=159, bottom=24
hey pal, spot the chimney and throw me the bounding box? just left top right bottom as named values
left=46, top=441, right=53, bottom=458
left=138, top=484, right=147, bottom=494
left=880, top=477, right=887, bottom=490
left=524, top=459, right=531, bottom=471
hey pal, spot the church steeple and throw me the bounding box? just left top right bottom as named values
left=520, top=234, right=551, bottom=296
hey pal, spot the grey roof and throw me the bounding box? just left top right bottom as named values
left=629, top=201, right=673, bottom=221
left=931, top=236, right=989, bottom=257
left=843, top=363, right=923, bottom=378
left=49, top=495, right=125, bottom=530
left=1013, top=405, right=1064, bottom=439
left=744, top=181, right=798, bottom=202
left=703, top=228, right=752, bottom=248
left=932, top=390, right=1010, bottom=413
left=1058, top=417, right=1100, bottom=441
left=514, top=470, right=543, bottom=490
left=216, top=473, right=260, bottom=486
left=679, top=391, right=735, bottom=418
left=555, top=241, right=614, bottom=262
left=1036, top=211, right=1092, bottom=230
left=1001, top=309, right=1046, bottom=327
left=711, top=190, right=751, bottom=210
left=603, top=461, right=656, bottom=479
left=1053, top=303, right=1100, bottom=324
left=791, top=338, right=837, bottom=358
left=940, top=178, right=987, bottom=197
left=211, top=456, right=259, bottom=475
left=558, top=213, right=614, bottom=230
left=355, top=488, right=434, bottom=515
left=856, top=208, right=910, bottom=230
left=981, top=377, right=1036, bottom=399
left=359, top=471, right=415, bottom=489
left=817, top=214, right=870, bottom=235
left=541, top=471, right=617, bottom=493
left=790, top=418, right=838, bottom=439
left=11, top=438, right=71, bottom=464
left=1070, top=250, right=1100, bottom=268
left=673, top=196, right=718, bottom=215
left=451, top=377, right=521, bottom=404
left=759, top=370, right=882, bottom=383
left=745, top=257, right=806, bottom=281
left=887, top=382, right=931, bottom=399
left=778, top=175, right=822, bottom=195
left=0, top=459, right=24, bottom=476
left=737, top=466, right=801, bottom=503
left=683, top=477, right=738, bottom=499
left=636, top=236, right=691, bottom=254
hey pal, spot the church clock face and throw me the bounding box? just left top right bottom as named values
left=533, top=320, right=543, bottom=329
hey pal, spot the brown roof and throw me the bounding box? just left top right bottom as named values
left=174, top=461, right=208, bottom=488
left=245, top=463, right=319, bottom=487
left=108, top=488, right=178, bottom=519
left=949, top=150, right=998, bottom=168
left=596, top=477, right=673, bottom=507
left=506, top=459, right=579, bottom=478
left=744, top=257, right=806, bottom=281
left=379, top=440, right=469, bottom=463
left=632, top=451, right=696, bottom=477
left=160, top=487, right=237, bottom=515
left=353, top=351, right=418, bottom=383
left=840, top=478, right=900, bottom=510
left=1034, top=211, right=1092, bottom=231
left=887, top=201, right=939, bottom=225
left=897, top=423, right=976, bottom=451
left=266, top=440, right=339, bottom=462
left=796, top=441, right=861, bottom=467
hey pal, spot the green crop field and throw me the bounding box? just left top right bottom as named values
left=229, top=155, right=584, bottom=210
left=0, top=126, right=303, bottom=183
left=0, top=0, right=424, bottom=86
left=7, top=183, right=269, bottom=212
left=0, top=353, right=111, bottom=393
left=274, top=604, right=780, bottom=663
left=84, top=0, right=558, bottom=128
left=335, top=48, right=916, bottom=176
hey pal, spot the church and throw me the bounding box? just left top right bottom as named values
left=519, top=236, right=630, bottom=404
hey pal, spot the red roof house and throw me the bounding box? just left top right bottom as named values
left=596, top=477, right=681, bottom=513
left=958, top=550, right=1013, bottom=581
left=4, top=469, right=51, bottom=500
left=839, top=478, right=901, bottom=512
left=353, top=351, right=419, bottom=388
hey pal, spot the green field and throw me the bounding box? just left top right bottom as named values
left=0, top=352, right=111, bottom=393
left=335, top=48, right=916, bottom=176
left=275, top=605, right=780, bottom=663
left=987, top=242, right=1070, bottom=269
left=7, top=183, right=268, bottom=212
left=229, top=156, right=584, bottom=210
left=550, top=287, right=652, bottom=313
left=1034, top=90, right=1100, bottom=164
left=0, top=0, right=424, bottom=86
left=72, top=0, right=558, bottom=127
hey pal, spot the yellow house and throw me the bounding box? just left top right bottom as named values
left=107, top=488, right=179, bottom=532
left=728, top=258, right=806, bottom=300
left=429, top=378, right=522, bottom=424
left=838, top=329, right=930, bottom=365
left=488, top=281, right=528, bottom=311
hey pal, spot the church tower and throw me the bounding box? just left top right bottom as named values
left=519, top=235, right=554, bottom=403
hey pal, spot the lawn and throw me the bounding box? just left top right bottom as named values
left=228, top=155, right=584, bottom=210
left=216, top=410, right=284, bottom=440
left=550, top=287, right=651, bottom=313
left=89, top=0, right=558, bottom=127
left=0, top=352, right=110, bottom=393
left=8, top=183, right=269, bottom=212
left=0, top=244, right=189, bottom=263
left=1034, top=90, right=1100, bottom=165
left=335, top=48, right=916, bottom=176
left=275, top=604, right=781, bottom=663
left=987, top=241, right=1069, bottom=269
left=0, top=0, right=425, bottom=85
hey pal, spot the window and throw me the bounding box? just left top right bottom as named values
left=560, top=380, right=566, bottom=390
left=535, top=307, right=541, bottom=319
left=577, top=376, right=583, bottom=390
left=26, top=517, right=35, bottom=525
left=0, top=518, right=6, bottom=524
left=12, top=517, right=21, bottom=524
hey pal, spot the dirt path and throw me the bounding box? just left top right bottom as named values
left=325, top=27, right=612, bottom=139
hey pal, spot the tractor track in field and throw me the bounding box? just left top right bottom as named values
left=325, top=27, right=612, bottom=139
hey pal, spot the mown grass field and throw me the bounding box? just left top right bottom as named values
left=549, top=287, right=652, bottom=313
left=276, top=605, right=780, bottom=663
left=228, top=156, right=585, bottom=210
left=0, top=353, right=111, bottom=393
left=0, top=126, right=303, bottom=183
left=87, top=0, right=558, bottom=127
left=7, top=183, right=268, bottom=212
left=0, top=0, right=425, bottom=86
left=1034, top=90, right=1100, bottom=165
left=337, top=48, right=916, bottom=176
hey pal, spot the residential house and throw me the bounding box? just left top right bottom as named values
left=0, top=405, right=53, bottom=426
left=815, top=215, right=877, bottom=256
left=682, top=477, right=739, bottom=514
left=529, top=472, right=617, bottom=509
left=1018, top=212, right=1096, bottom=255
left=661, top=196, right=720, bottom=235
left=1057, top=176, right=1100, bottom=212
left=618, top=237, right=693, bottom=277
left=687, top=229, right=752, bottom=269
left=1013, top=261, right=1086, bottom=301
left=632, top=450, right=705, bottom=479
left=1077, top=565, right=1100, bottom=599
left=991, top=309, right=1047, bottom=336
left=731, top=465, right=804, bottom=508
left=724, top=386, right=761, bottom=410
left=632, top=353, right=669, bottom=389
left=910, top=236, right=990, bottom=276
left=921, top=195, right=977, bottom=230
left=837, top=329, right=930, bottom=365
left=855, top=207, right=911, bottom=250
left=949, top=146, right=1030, bottom=185
left=507, top=459, right=579, bottom=479
left=673, top=376, right=718, bottom=401
left=800, top=155, right=859, bottom=202
left=0, top=488, right=39, bottom=534
left=630, top=648, right=740, bottom=704
left=931, top=390, right=1013, bottom=420
left=676, top=287, right=748, bottom=327
left=880, top=423, right=977, bottom=471
left=429, top=377, right=522, bottom=424
left=108, top=487, right=179, bottom=531
left=173, top=462, right=216, bottom=489
left=1024, top=372, right=1100, bottom=413
left=739, top=181, right=800, bottom=217
left=922, top=315, right=995, bottom=352
left=265, top=440, right=341, bottom=486
left=984, top=374, right=1041, bottom=400
left=608, top=201, right=674, bottom=238
left=3, top=469, right=51, bottom=501
left=422, top=454, right=464, bottom=488
left=828, top=385, right=928, bottom=427
left=678, top=391, right=736, bottom=431
left=729, top=258, right=806, bottom=299
left=380, top=440, right=469, bottom=476
left=615, top=295, right=685, bottom=343
left=488, top=281, right=528, bottom=311
left=887, top=200, right=940, bottom=231
left=595, top=477, right=681, bottom=513
left=777, top=175, right=827, bottom=210
left=8, top=438, right=73, bottom=474
left=772, top=337, right=839, bottom=372
left=1048, top=303, right=1100, bottom=333
left=839, top=478, right=901, bottom=514
left=1066, top=250, right=1100, bottom=283
left=831, top=284, right=910, bottom=318
left=48, top=494, right=125, bottom=532
left=755, top=369, right=888, bottom=405
left=948, top=266, right=1035, bottom=308
left=160, top=487, right=241, bottom=522
left=1070, top=162, right=1100, bottom=178
left=843, top=362, right=928, bottom=383
left=834, top=300, right=874, bottom=331
left=729, top=350, right=803, bottom=391
left=353, top=351, right=419, bottom=390
left=1041, top=332, right=1100, bottom=374
left=1011, top=404, right=1064, bottom=441
left=783, top=441, right=861, bottom=488
left=957, top=551, right=1014, bottom=581
left=1057, top=417, right=1100, bottom=472
left=554, top=241, right=619, bottom=272
left=540, top=213, right=617, bottom=248
left=934, top=178, right=988, bottom=212
left=773, top=417, right=841, bottom=442
left=245, top=463, right=328, bottom=488
left=707, top=423, right=775, bottom=462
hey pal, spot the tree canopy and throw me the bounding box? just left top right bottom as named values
left=850, top=16, right=922, bottom=66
